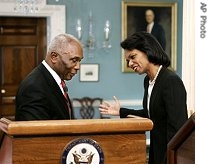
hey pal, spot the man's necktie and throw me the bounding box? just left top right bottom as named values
left=61, top=80, right=72, bottom=119
left=61, top=80, right=68, bottom=99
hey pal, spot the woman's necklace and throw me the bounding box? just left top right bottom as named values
left=149, top=65, right=162, bottom=85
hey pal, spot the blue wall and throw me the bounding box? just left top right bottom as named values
left=47, top=0, right=183, bottom=102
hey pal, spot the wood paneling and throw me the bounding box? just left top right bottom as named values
left=167, top=113, right=195, bottom=164
left=0, top=118, right=153, bottom=164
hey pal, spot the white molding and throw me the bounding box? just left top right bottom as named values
left=0, top=0, right=66, bottom=46
left=73, top=99, right=142, bottom=107
left=106, top=99, right=142, bottom=107
left=182, top=0, right=195, bottom=116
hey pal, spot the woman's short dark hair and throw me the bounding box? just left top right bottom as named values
left=120, top=31, right=170, bottom=67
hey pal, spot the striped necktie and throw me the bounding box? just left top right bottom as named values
left=61, top=80, right=68, bottom=99
left=61, top=80, right=72, bottom=119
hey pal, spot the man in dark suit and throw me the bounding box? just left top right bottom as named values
left=145, top=9, right=166, bottom=50
left=15, top=34, right=83, bottom=121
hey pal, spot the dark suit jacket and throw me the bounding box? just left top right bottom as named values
left=145, top=22, right=166, bottom=50
left=15, top=63, right=73, bottom=121
left=120, top=67, right=188, bottom=164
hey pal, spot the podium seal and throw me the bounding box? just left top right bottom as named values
left=61, top=138, right=104, bottom=164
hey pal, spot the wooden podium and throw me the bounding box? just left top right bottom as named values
left=167, top=113, right=195, bottom=164
left=0, top=117, right=153, bottom=164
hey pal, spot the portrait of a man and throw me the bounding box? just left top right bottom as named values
left=127, top=6, right=171, bottom=54
left=122, top=2, right=177, bottom=72
left=144, top=9, right=166, bottom=50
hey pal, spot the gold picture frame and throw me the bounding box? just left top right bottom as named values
left=121, top=1, right=177, bottom=72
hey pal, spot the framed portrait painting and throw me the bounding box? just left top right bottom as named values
left=80, top=64, right=99, bottom=82
left=121, top=1, right=177, bottom=72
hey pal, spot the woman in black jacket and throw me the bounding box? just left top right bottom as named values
left=99, top=31, right=188, bottom=164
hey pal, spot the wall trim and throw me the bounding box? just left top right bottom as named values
left=182, top=0, right=195, bottom=117
left=73, top=99, right=142, bottom=107
left=0, top=0, right=66, bottom=46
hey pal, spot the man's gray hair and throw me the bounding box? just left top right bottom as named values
left=47, top=33, right=81, bottom=55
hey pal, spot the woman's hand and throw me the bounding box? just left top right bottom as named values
left=99, top=96, right=121, bottom=116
